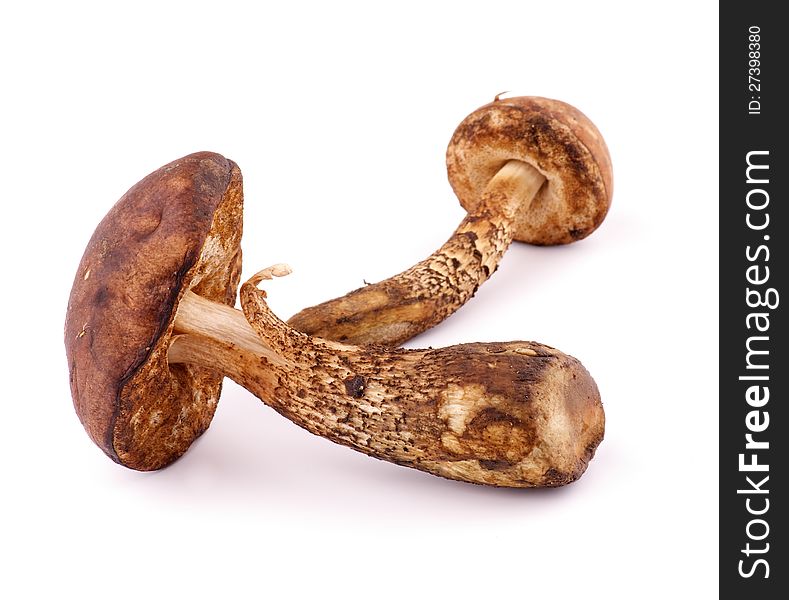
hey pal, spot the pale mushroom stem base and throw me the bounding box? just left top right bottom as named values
left=287, top=160, right=546, bottom=346
left=168, top=271, right=604, bottom=488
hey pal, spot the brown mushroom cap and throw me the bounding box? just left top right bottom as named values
left=446, top=96, right=613, bottom=245
left=65, top=152, right=244, bottom=471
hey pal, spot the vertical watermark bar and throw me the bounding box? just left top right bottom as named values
left=720, top=3, right=786, bottom=596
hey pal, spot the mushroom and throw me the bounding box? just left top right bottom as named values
left=65, top=151, right=605, bottom=487
left=288, top=96, right=613, bottom=346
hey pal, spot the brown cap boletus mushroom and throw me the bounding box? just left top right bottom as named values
left=65, top=152, right=605, bottom=486
left=65, top=152, right=243, bottom=470
left=288, top=95, right=613, bottom=346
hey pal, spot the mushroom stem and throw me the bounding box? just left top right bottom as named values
left=168, top=290, right=285, bottom=367
left=168, top=266, right=603, bottom=488
left=287, top=160, right=546, bottom=346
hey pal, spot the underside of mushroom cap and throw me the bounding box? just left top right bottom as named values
left=65, top=152, right=244, bottom=470
left=446, top=96, right=613, bottom=245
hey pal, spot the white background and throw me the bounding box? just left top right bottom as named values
left=1, top=1, right=718, bottom=598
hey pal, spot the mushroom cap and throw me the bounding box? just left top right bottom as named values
left=446, top=96, right=613, bottom=245
left=65, top=152, right=244, bottom=471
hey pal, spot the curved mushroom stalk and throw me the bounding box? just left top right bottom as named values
left=288, top=96, right=613, bottom=346
left=169, top=266, right=605, bottom=488
left=288, top=161, right=544, bottom=346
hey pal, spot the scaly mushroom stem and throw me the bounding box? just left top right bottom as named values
left=287, top=160, right=546, bottom=346
left=169, top=266, right=603, bottom=488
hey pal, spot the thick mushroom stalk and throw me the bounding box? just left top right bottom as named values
left=169, top=266, right=604, bottom=488
left=288, top=96, right=613, bottom=346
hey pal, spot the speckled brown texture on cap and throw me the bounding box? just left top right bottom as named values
left=447, top=96, right=613, bottom=245
left=65, top=152, right=244, bottom=471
